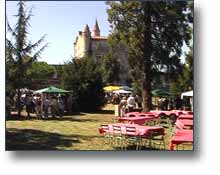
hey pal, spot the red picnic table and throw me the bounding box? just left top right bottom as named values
left=99, top=123, right=164, bottom=137
left=175, top=119, right=193, bottom=129
left=124, top=112, right=141, bottom=117
left=124, top=112, right=157, bottom=117
left=172, top=110, right=193, bottom=115
left=150, top=110, right=180, bottom=117
left=169, top=129, right=193, bottom=150
left=178, top=114, right=193, bottom=120
left=118, top=115, right=156, bottom=125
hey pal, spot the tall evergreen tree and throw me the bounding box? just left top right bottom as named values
left=61, top=58, right=105, bottom=112
left=106, top=1, right=193, bottom=111
left=6, top=1, right=48, bottom=116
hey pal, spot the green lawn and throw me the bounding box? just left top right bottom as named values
left=6, top=104, right=192, bottom=151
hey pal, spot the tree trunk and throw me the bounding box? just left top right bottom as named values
left=142, top=1, right=152, bottom=112
left=17, top=60, right=23, bottom=118
left=17, top=89, right=21, bottom=117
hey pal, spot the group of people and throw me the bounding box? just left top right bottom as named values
left=6, top=89, right=80, bottom=119
left=158, top=96, right=188, bottom=110
left=25, top=94, right=66, bottom=119
left=111, top=93, right=192, bottom=117
left=158, top=98, right=170, bottom=110
left=112, top=93, right=143, bottom=117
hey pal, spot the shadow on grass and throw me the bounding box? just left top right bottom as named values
left=46, top=117, right=98, bottom=123
left=70, top=112, right=86, bottom=116
left=6, top=128, right=80, bottom=150
left=6, top=113, right=97, bottom=122
left=6, top=113, right=44, bottom=121
left=91, top=109, right=114, bottom=115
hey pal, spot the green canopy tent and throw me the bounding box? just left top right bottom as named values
left=34, top=86, right=70, bottom=94
left=151, top=89, right=173, bottom=98
left=151, top=89, right=174, bottom=110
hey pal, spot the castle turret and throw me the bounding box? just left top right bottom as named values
left=84, top=24, right=90, bottom=33
left=92, top=19, right=100, bottom=37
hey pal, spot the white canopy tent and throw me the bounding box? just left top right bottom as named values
left=181, top=90, right=193, bottom=111
left=113, top=89, right=132, bottom=94
left=181, top=90, right=193, bottom=99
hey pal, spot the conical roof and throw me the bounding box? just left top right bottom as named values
left=93, top=19, right=100, bottom=36
left=84, top=24, right=90, bottom=33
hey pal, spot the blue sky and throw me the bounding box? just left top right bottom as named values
left=6, top=1, right=190, bottom=64
left=6, top=1, right=110, bottom=64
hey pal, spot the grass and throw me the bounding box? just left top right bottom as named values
left=6, top=104, right=193, bottom=151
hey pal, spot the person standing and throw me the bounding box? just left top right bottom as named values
left=51, top=96, right=58, bottom=118
left=175, top=97, right=182, bottom=110
left=6, top=92, right=12, bottom=118
left=58, top=96, right=64, bottom=118
left=135, top=94, right=143, bottom=109
left=158, top=97, right=164, bottom=110
left=163, top=98, right=169, bottom=110
left=31, top=95, right=36, bottom=113
left=119, top=96, right=127, bottom=117
left=112, top=94, right=120, bottom=117
left=169, top=99, right=174, bottom=110
left=67, top=95, right=73, bottom=115
left=25, top=94, right=32, bottom=118
left=43, top=96, right=50, bottom=118
left=35, top=96, right=42, bottom=119
left=127, top=94, right=136, bottom=112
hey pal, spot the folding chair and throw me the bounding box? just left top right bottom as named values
left=149, top=131, right=165, bottom=150
left=145, top=118, right=159, bottom=126
left=124, top=126, right=141, bottom=150
left=112, top=125, right=124, bottom=149
left=100, top=124, right=112, bottom=145
left=158, top=117, right=172, bottom=129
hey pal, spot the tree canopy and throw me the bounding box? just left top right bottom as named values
left=6, top=0, right=48, bottom=116
left=106, top=1, right=193, bottom=111
left=26, top=61, right=56, bottom=90
left=61, top=58, right=105, bottom=112
left=170, top=47, right=193, bottom=96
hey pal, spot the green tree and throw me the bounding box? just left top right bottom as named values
left=6, top=0, right=48, bottom=116
left=106, top=1, right=193, bottom=111
left=103, top=35, right=131, bottom=86
left=102, top=52, right=121, bottom=85
left=26, top=61, right=55, bottom=90
left=61, top=57, right=105, bottom=112
left=170, top=48, right=193, bottom=96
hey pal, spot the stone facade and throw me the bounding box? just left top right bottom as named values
left=73, top=19, right=130, bottom=85
left=73, top=20, right=108, bottom=60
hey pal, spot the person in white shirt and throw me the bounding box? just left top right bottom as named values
left=127, top=94, right=136, bottom=112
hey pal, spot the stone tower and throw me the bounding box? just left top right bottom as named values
left=73, top=19, right=107, bottom=59
left=92, top=19, right=100, bottom=37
